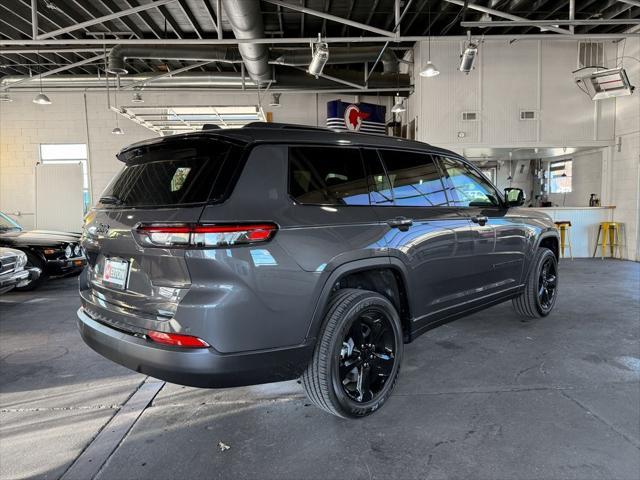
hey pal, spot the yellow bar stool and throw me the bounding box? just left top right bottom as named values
left=593, top=222, right=622, bottom=259
left=554, top=221, right=573, bottom=259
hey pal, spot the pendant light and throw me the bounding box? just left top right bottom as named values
left=391, top=95, right=406, bottom=113
left=33, top=57, right=52, bottom=105
left=420, top=3, right=440, bottom=78
left=111, top=75, right=124, bottom=135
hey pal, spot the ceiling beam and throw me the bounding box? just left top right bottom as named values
left=1, top=54, right=106, bottom=90
left=262, top=0, right=397, bottom=38
left=462, top=19, right=640, bottom=27
left=442, top=0, right=572, bottom=35
left=618, top=0, right=640, bottom=7
left=38, top=0, right=178, bottom=39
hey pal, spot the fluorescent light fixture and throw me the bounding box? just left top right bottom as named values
left=111, top=126, right=124, bottom=135
left=459, top=42, right=478, bottom=74
left=269, top=93, right=281, bottom=107
left=391, top=97, right=406, bottom=113
left=0, top=93, right=12, bottom=102
left=131, top=92, right=144, bottom=103
left=420, top=60, right=440, bottom=77
left=580, top=68, right=635, bottom=100
left=32, top=92, right=52, bottom=105
left=308, top=41, right=329, bottom=78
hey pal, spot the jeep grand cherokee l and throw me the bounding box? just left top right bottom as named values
left=77, top=123, right=559, bottom=418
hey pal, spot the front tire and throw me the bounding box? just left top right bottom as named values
left=512, top=247, right=558, bottom=318
left=302, top=288, right=403, bottom=418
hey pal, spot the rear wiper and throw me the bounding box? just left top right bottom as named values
left=99, top=195, right=124, bottom=205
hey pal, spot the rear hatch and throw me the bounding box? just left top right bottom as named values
left=81, top=136, right=244, bottom=328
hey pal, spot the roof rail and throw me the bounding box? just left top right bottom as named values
left=243, top=122, right=332, bottom=132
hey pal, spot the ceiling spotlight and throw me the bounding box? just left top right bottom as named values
left=0, top=93, right=12, bottom=102
left=269, top=93, right=281, bottom=107
left=111, top=126, right=124, bottom=135
left=308, top=37, right=329, bottom=78
left=32, top=92, right=52, bottom=105
left=391, top=96, right=406, bottom=113
left=420, top=60, right=440, bottom=78
left=131, top=91, right=144, bottom=103
left=460, top=41, right=479, bottom=74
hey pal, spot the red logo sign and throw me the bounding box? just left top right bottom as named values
left=344, top=104, right=370, bottom=131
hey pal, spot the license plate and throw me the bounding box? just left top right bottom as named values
left=103, top=258, right=129, bottom=290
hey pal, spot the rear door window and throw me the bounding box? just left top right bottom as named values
left=377, top=149, right=449, bottom=207
left=100, top=139, right=241, bottom=208
left=289, top=146, right=370, bottom=205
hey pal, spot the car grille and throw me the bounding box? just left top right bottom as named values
left=0, top=259, right=17, bottom=275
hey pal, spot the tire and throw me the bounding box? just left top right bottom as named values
left=302, top=288, right=403, bottom=418
left=512, top=247, right=558, bottom=319
left=14, top=251, right=47, bottom=291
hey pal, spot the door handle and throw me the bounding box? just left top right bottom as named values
left=386, top=217, right=413, bottom=231
left=471, top=215, right=489, bottom=226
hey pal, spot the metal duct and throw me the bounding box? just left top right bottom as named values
left=107, top=45, right=243, bottom=75
left=271, top=47, right=399, bottom=74
left=0, top=70, right=409, bottom=92
left=223, top=0, right=271, bottom=84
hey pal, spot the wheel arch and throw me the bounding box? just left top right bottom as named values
left=306, top=258, right=413, bottom=344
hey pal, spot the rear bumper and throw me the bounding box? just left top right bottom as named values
left=76, top=307, right=314, bottom=388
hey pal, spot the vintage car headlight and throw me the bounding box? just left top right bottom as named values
left=74, top=245, right=81, bottom=256
left=16, top=251, right=27, bottom=269
left=64, top=245, right=72, bottom=258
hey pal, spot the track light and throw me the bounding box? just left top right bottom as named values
left=0, top=93, right=12, bottom=102
left=269, top=93, right=281, bottom=107
left=131, top=91, right=144, bottom=103
left=111, top=126, right=124, bottom=135
left=33, top=92, right=52, bottom=105
left=460, top=34, right=479, bottom=74
left=308, top=38, right=329, bottom=78
left=391, top=96, right=406, bottom=113
left=420, top=61, right=440, bottom=77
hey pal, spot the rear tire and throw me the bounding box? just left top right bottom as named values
left=14, top=251, right=47, bottom=291
left=302, top=288, right=403, bottom=418
left=512, top=247, right=558, bottom=318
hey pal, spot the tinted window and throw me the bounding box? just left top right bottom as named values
left=289, top=147, right=370, bottom=205
left=100, top=140, right=239, bottom=208
left=438, top=157, right=500, bottom=207
left=378, top=150, right=448, bottom=207
left=361, top=149, right=393, bottom=206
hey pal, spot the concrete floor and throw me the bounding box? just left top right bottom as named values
left=1, top=259, right=639, bottom=480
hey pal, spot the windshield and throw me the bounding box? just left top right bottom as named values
left=0, top=212, right=22, bottom=232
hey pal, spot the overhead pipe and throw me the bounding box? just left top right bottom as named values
left=271, top=47, right=399, bottom=74
left=222, top=0, right=272, bottom=84
left=107, top=45, right=243, bottom=74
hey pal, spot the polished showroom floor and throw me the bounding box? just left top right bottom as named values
left=1, top=259, right=638, bottom=480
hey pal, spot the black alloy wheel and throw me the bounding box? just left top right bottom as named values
left=538, top=256, right=557, bottom=312
left=338, top=309, right=396, bottom=403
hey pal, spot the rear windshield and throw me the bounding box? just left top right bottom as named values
left=100, top=139, right=241, bottom=208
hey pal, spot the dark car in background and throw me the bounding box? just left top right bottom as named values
left=0, top=247, right=40, bottom=294
left=0, top=212, right=86, bottom=290
left=77, top=123, right=560, bottom=418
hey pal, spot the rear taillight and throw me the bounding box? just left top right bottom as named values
left=133, top=223, right=278, bottom=248
left=147, top=330, right=210, bottom=348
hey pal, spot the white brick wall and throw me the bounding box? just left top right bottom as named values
left=0, top=90, right=390, bottom=229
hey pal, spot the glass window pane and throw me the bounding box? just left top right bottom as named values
left=289, top=147, right=370, bottom=205
left=378, top=150, right=448, bottom=207
left=362, top=149, right=393, bottom=206
left=549, top=160, right=572, bottom=193
left=439, top=157, right=500, bottom=207
left=40, top=144, right=87, bottom=160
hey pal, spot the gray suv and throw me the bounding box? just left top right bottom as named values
left=78, top=123, right=559, bottom=418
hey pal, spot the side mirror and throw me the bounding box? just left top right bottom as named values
left=504, top=188, right=525, bottom=207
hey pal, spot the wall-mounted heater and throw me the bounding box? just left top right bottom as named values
left=578, top=68, right=635, bottom=100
